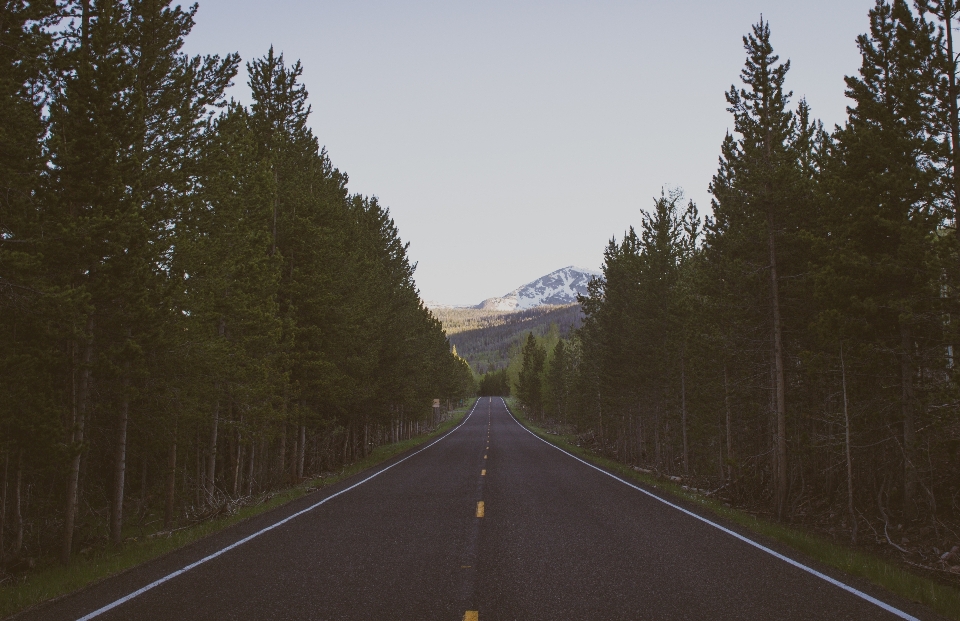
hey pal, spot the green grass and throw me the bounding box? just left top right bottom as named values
left=0, top=406, right=470, bottom=620
left=505, top=398, right=960, bottom=621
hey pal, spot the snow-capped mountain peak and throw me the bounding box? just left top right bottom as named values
left=475, top=266, right=600, bottom=311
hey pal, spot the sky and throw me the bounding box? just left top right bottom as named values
left=182, top=0, right=875, bottom=305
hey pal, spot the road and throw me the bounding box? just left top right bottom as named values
left=16, top=397, right=938, bottom=621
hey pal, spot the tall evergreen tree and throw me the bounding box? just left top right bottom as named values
left=820, top=0, right=941, bottom=520
left=0, top=0, right=59, bottom=564
left=517, top=333, right=546, bottom=417
left=47, top=0, right=238, bottom=556
left=711, top=18, right=798, bottom=518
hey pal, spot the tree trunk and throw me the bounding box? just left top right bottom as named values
left=363, top=421, right=369, bottom=459
left=246, top=438, right=256, bottom=496
left=260, top=438, right=268, bottom=490
left=13, top=450, right=22, bottom=556
left=841, top=344, right=857, bottom=544
left=63, top=316, right=93, bottom=563
left=288, top=423, right=298, bottom=484
left=900, top=322, right=919, bottom=520
left=0, top=450, right=7, bottom=562
left=164, top=429, right=177, bottom=529
left=194, top=430, right=202, bottom=507
left=278, top=423, right=287, bottom=484
left=681, top=352, right=689, bottom=475
left=767, top=207, right=788, bottom=520
left=298, top=425, right=306, bottom=478
left=232, top=422, right=243, bottom=497
left=111, top=377, right=130, bottom=545
left=636, top=402, right=645, bottom=465
left=139, top=453, right=147, bottom=517
left=596, top=382, right=604, bottom=451
left=206, top=394, right=220, bottom=505
left=654, top=403, right=662, bottom=470
left=723, top=360, right=734, bottom=483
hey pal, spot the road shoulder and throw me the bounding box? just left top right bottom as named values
left=503, top=399, right=957, bottom=621
left=3, top=405, right=474, bottom=621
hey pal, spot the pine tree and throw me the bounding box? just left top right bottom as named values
left=712, top=18, right=797, bottom=518
left=546, top=340, right=570, bottom=422
left=517, top=333, right=546, bottom=417
left=0, top=0, right=60, bottom=562
left=47, top=0, right=238, bottom=556
left=820, top=0, right=941, bottom=521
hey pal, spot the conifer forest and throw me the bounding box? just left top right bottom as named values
left=0, top=0, right=472, bottom=567
left=513, top=1, right=960, bottom=557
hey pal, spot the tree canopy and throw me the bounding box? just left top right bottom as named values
left=0, top=0, right=471, bottom=566
left=514, top=3, right=960, bottom=556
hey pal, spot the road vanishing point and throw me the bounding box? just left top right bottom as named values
left=17, top=398, right=938, bottom=621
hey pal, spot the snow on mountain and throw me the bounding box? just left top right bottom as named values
left=475, top=266, right=600, bottom=311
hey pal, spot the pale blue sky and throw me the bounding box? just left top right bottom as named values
left=183, top=1, right=874, bottom=305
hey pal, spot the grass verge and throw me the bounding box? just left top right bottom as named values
left=0, top=406, right=471, bottom=620
left=505, top=398, right=960, bottom=621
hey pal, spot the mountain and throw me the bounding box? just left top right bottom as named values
left=427, top=266, right=598, bottom=373
left=475, top=266, right=600, bottom=311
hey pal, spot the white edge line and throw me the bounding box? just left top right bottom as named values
left=499, top=398, right=921, bottom=621
left=75, top=399, right=483, bottom=621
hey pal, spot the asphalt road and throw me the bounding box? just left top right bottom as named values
left=16, top=397, right=940, bottom=621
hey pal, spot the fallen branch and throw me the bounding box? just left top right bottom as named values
left=873, top=484, right=910, bottom=554
left=705, top=482, right=729, bottom=497
left=877, top=497, right=909, bottom=554
left=904, top=559, right=960, bottom=577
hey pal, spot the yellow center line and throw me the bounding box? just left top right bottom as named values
left=464, top=612, right=479, bottom=621
left=476, top=501, right=485, bottom=518
left=481, top=469, right=486, bottom=476
left=484, top=454, right=487, bottom=459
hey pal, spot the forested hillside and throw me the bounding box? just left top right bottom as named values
left=0, top=0, right=472, bottom=569
left=514, top=3, right=960, bottom=571
left=435, top=304, right=583, bottom=374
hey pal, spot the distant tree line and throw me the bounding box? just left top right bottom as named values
left=515, top=3, right=960, bottom=551
left=0, top=0, right=472, bottom=567
left=477, top=369, right=510, bottom=397
left=437, top=304, right=582, bottom=374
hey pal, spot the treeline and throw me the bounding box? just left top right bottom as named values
left=477, top=369, right=510, bottom=397
left=516, top=2, right=960, bottom=551
left=0, top=0, right=472, bottom=567
left=438, top=304, right=582, bottom=373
